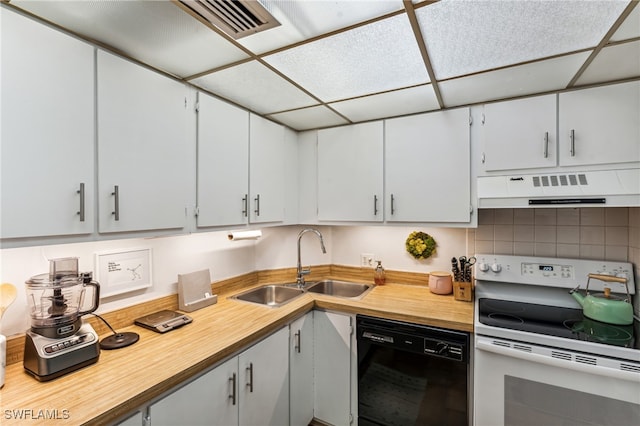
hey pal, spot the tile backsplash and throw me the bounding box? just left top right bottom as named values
left=472, top=207, right=640, bottom=334
left=472, top=207, right=640, bottom=271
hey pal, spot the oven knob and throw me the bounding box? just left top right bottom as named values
left=478, top=262, right=489, bottom=272
left=490, top=263, right=502, bottom=273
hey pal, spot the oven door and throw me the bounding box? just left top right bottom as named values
left=474, top=335, right=640, bottom=426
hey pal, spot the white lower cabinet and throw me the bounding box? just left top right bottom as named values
left=290, top=312, right=314, bottom=426
left=314, top=311, right=356, bottom=426
left=114, top=410, right=143, bottom=426
left=239, top=326, right=290, bottom=426
left=148, top=326, right=289, bottom=426
left=128, top=312, right=358, bottom=426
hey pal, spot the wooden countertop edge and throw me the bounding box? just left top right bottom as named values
left=87, top=297, right=317, bottom=426
left=2, top=267, right=473, bottom=425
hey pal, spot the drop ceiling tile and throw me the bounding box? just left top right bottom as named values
left=192, top=61, right=318, bottom=115
left=264, top=13, right=428, bottom=102
left=10, top=0, right=249, bottom=77
left=417, top=0, right=629, bottom=80
left=611, top=5, right=640, bottom=41
left=329, top=85, right=439, bottom=122
left=268, top=106, right=349, bottom=131
left=239, top=0, right=404, bottom=54
left=577, top=41, right=640, bottom=85
left=439, top=52, right=592, bottom=107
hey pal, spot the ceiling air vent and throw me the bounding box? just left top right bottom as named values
left=178, top=0, right=280, bottom=39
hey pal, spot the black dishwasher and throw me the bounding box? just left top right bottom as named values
left=357, top=315, right=470, bottom=426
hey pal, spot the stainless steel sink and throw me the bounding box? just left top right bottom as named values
left=306, top=280, right=374, bottom=299
left=231, top=284, right=304, bottom=307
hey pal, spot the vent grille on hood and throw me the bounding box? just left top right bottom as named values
left=477, top=169, right=640, bottom=208
left=531, top=173, right=588, bottom=187
left=178, top=0, right=280, bottom=39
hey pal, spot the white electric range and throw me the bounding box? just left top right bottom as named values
left=472, top=254, right=640, bottom=426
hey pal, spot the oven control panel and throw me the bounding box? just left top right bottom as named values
left=474, top=254, right=635, bottom=293
left=521, top=262, right=574, bottom=279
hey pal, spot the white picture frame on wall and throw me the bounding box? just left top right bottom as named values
left=95, top=247, right=152, bottom=297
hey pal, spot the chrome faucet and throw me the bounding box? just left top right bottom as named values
left=297, top=228, right=326, bottom=288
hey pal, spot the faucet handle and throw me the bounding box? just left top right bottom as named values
left=300, top=267, right=311, bottom=276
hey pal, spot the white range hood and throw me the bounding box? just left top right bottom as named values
left=477, top=169, right=640, bottom=208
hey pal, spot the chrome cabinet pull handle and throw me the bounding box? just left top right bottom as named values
left=569, top=129, right=576, bottom=157
left=229, top=373, right=237, bottom=405
left=77, top=183, right=85, bottom=222
left=111, top=185, right=120, bottom=221
left=390, top=194, right=395, bottom=215
left=295, top=330, right=301, bottom=353
left=254, top=194, right=260, bottom=217
left=246, top=363, right=253, bottom=393
left=543, top=132, right=549, bottom=158
left=242, top=194, right=248, bottom=217
left=373, top=195, right=378, bottom=216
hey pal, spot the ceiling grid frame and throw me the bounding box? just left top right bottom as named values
left=4, top=0, right=639, bottom=131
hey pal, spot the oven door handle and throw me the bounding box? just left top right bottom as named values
left=476, top=338, right=639, bottom=383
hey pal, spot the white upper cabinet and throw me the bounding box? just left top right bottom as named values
left=481, top=95, right=557, bottom=172
left=318, top=122, right=384, bottom=222
left=1, top=9, right=95, bottom=239
left=385, top=109, right=472, bottom=223
left=196, top=92, right=249, bottom=227
left=97, top=50, right=191, bottom=233
left=249, top=114, right=286, bottom=224
left=558, top=81, right=640, bottom=167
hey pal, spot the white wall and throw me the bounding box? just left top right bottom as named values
left=0, top=230, right=256, bottom=337
left=0, top=224, right=468, bottom=337
left=331, top=226, right=469, bottom=273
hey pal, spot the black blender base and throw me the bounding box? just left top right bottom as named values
left=24, top=356, right=99, bottom=382
left=100, top=332, right=139, bottom=350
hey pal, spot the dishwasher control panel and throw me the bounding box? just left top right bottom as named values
left=424, top=337, right=465, bottom=361
left=357, top=315, right=469, bottom=363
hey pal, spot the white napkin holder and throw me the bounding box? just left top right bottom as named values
left=178, top=269, right=217, bottom=312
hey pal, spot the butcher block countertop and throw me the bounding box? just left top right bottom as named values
left=1, top=271, right=473, bottom=425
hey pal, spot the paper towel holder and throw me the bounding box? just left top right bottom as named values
left=178, top=269, right=217, bottom=313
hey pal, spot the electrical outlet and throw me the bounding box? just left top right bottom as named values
left=360, top=253, right=375, bottom=268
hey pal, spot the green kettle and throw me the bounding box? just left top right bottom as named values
left=569, top=274, right=634, bottom=325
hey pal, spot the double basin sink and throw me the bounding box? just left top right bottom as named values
left=231, top=280, right=374, bottom=308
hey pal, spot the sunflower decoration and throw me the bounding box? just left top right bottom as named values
left=405, top=231, right=436, bottom=260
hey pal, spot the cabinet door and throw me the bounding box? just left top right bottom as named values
left=385, top=109, right=471, bottom=223
left=314, top=311, right=353, bottom=426
left=114, top=410, right=143, bottom=426
left=197, top=92, right=249, bottom=227
left=290, top=312, right=314, bottom=426
left=149, top=356, right=239, bottom=426
left=1, top=9, right=94, bottom=239
left=239, top=326, right=289, bottom=426
left=318, top=122, right=384, bottom=222
left=559, top=81, right=640, bottom=166
left=481, top=95, right=557, bottom=171
left=249, top=114, right=285, bottom=224
left=97, top=50, right=191, bottom=233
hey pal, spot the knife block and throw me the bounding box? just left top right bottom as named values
left=178, top=269, right=217, bottom=312
left=453, top=280, right=473, bottom=302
